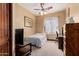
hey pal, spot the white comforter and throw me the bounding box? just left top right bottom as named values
left=27, top=33, right=47, bottom=47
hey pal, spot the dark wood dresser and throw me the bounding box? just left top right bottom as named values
left=66, top=23, right=79, bottom=56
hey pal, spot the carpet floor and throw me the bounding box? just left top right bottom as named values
left=31, top=41, right=64, bottom=56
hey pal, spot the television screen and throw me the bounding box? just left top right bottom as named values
left=15, top=29, right=23, bottom=45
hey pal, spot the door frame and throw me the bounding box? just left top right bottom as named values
left=8, top=3, right=12, bottom=56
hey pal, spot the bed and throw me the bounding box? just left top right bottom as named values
left=26, top=33, right=47, bottom=48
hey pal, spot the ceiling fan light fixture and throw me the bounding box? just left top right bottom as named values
left=40, top=11, right=43, bottom=15
left=40, top=11, right=47, bottom=15
left=44, top=12, right=47, bottom=15
left=34, top=3, right=53, bottom=15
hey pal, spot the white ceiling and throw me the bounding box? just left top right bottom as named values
left=18, top=3, right=68, bottom=16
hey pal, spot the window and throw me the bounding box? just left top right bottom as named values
left=44, top=17, right=59, bottom=34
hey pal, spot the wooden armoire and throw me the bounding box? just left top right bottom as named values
left=0, top=3, right=12, bottom=56
left=66, top=23, right=79, bottom=56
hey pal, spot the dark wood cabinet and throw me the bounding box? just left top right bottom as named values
left=15, top=29, right=32, bottom=56
left=66, top=23, right=79, bottom=56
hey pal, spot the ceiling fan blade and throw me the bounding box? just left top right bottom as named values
left=45, top=6, right=53, bottom=10
left=34, top=9, right=41, bottom=10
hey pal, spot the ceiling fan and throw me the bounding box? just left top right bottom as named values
left=34, top=3, right=53, bottom=11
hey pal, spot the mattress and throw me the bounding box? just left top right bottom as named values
left=26, top=33, right=47, bottom=47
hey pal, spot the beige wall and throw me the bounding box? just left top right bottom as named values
left=36, top=16, right=44, bottom=33
left=66, top=3, right=79, bottom=23
left=36, top=10, right=66, bottom=35
left=14, top=4, right=36, bottom=37
left=13, top=4, right=36, bottom=55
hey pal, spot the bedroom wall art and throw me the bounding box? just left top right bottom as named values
left=24, top=16, right=32, bottom=27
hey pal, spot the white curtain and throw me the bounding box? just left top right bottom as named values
left=44, top=16, right=59, bottom=34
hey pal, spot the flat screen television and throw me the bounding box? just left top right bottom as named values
left=15, top=29, right=24, bottom=45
